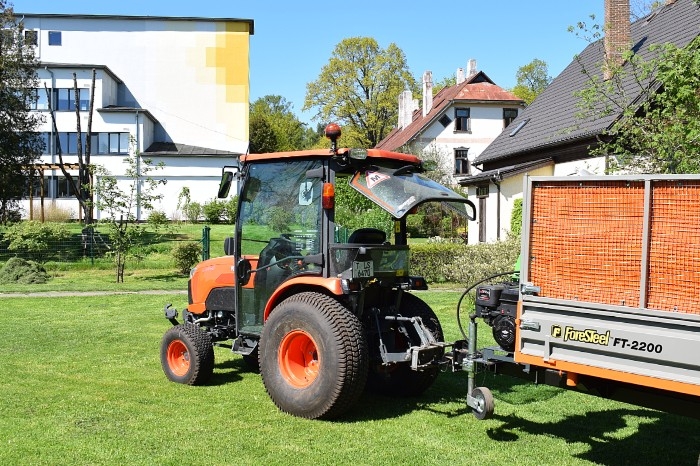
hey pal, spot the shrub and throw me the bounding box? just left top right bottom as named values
left=148, top=210, right=169, bottom=229
left=203, top=200, right=226, bottom=224
left=0, top=257, right=49, bottom=284
left=30, top=202, right=74, bottom=222
left=183, top=202, right=202, bottom=223
left=4, top=221, right=71, bottom=262
left=223, top=196, right=238, bottom=225
left=172, top=241, right=202, bottom=274
left=410, top=235, right=520, bottom=284
left=511, top=198, right=523, bottom=236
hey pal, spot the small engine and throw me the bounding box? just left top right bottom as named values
left=474, top=282, right=519, bottom=352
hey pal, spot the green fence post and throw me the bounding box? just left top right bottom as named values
left=202, top=225, right=211, bottom=261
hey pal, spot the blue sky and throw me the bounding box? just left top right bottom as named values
left=12, top=0, right=605, bottom=124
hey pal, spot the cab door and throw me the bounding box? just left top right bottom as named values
left=235, top=159, right=323, bottom=335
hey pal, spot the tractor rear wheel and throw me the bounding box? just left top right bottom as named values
left=367, top=293, right=444, bottom=396
left=259, top=292, right=368, bottom=419
left=160, top=323, right=214, bottom=385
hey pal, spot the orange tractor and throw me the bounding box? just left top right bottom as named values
left=160, top=125, right=482, bottom=419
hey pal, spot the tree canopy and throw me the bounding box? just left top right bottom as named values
left=303, top=37, right=418, bottom=148
left=0, top=1, right=43, bottom=223
left=510, top=58, right=552, bottom=105
left=576, top=35, right=700, bottom=174
left=249, top=95, right=318, bottom=152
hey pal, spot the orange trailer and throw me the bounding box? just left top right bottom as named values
left=512, top=175, right=700, bottom=416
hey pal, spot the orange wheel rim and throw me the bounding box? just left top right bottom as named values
left=278, top=330, right=320, bottom=388
left=167, top=340, right=190, bottom=376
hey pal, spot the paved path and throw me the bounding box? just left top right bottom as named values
left=0, top=290, right=187, bottom=298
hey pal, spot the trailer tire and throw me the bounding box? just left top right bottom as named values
left=471, top=386, right=494, bottom=420
left=161, top=323, right=214, bottom=385
left=366, top=293, right=444, bottom=396
left=259, top=292, right=368, bottom=419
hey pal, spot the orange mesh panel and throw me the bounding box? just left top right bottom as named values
left=646, top=181, right=700, bottom=314
left=528, top=181, right=645, bottom=307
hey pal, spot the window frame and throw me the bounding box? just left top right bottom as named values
left=454, top=147, right=470, bottom=175
left=454, top=107, right=471, bottom=132
left=503, top=108, right=518, bottom=128
left=48, top=30, right=62, bottom=46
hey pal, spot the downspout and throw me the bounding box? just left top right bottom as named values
left=491, top=171, right=502, bottom=241
left=45, top=66, right=55, bottom=197
left=135, top=110, right=141, bottom=221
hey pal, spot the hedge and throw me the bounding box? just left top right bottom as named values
left=409, top=236, right=520, bottom=285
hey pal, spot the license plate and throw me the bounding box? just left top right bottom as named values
left=352, top=260, right=373, bottom=278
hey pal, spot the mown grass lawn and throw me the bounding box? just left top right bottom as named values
left=1, top=291, right=699, bottom=466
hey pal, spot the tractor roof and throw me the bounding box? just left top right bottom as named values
left=241, top=148, right=422, bottom=165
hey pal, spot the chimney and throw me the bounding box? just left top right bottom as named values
left=604, top=0, right=631, bottom=79
left=456, top=68, right=465, bottom=84
left=397, top=90, right=418, bottom=130
left=422, top=71, right=433, bottom=117
left=467, top=58, right=477, bottom=77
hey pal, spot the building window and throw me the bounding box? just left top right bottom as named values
left=454, top=108, right=470, bottom=132
left=28, top=89, right=50, bottom=110
left=454, top=147, right=470, bottom=175
left=54, top=88, right=89, bottom=111
left=24, top=30, right=38, bottom=46
left=503, top=108, right=518, bottom=128
left=438, top=114, right=451, bottom=128
left=56, top=176, right=76, bottom=198
left=476, top=185, right=489, bottom=198
left=48, top=31, right=62, bottom=46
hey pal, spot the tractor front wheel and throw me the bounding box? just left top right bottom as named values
left=160, top=324, right=214, bottom=385
left=259, top=292, right=368, bottom=419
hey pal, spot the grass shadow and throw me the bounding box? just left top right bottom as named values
left=487, top=407, right=700, bottom=464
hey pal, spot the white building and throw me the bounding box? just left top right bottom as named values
left=20, top=13, right=253, bottom=220
left=375, top=61, right=525, bottom=244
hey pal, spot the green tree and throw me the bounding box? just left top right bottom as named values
left=249, top=113, right=278, bottom=153
left=510, top=58, right=552, bottom=105
left=304, top=37, right=418, bottom=148
left=575, top=28, right=700, bottom=173
left=433, top=75, right=456, bottom=95
left=0, top=1, right=43, bottom=223
left=250, top=95, right=312, bottom=152
left=92, top=140, right=166, bottom=282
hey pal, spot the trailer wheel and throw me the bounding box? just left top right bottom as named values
left=471, top=386, right=495, bottom=420
left=160, top=324, right=214, bottom=385
left=366, top=293, right=444, bottom=396
left=259, top=292, right=368, bottom=419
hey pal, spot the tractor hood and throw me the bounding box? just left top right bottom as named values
left=349, top=165, right=475, bottom=220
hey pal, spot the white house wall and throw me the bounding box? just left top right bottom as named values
left=24, top=16, right=251, bottom=153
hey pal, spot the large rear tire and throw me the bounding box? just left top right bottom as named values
left=367, top=293, right=443, bottom=396
left=259, top=292, right=368, bottom=419
left=160, top=324, right=214, bottom=385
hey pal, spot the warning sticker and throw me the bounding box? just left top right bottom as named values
left=366, top=171, right=390, bottom=189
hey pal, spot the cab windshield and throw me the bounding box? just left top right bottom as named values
left=349, top=164, right=475, bottom=220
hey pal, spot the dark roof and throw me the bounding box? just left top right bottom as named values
left=144, top=142, right=241, bottom=157
left=375, top=71, right=523, bottom=151
left=98, top=106, right=159, bottom=124
left=17, top=13, right=254, bottom=34
left=41, top=62, right=122, bottom=83
left=474, top=0, right=700, bottom=166
left=458, top=159, right=553, bottom=186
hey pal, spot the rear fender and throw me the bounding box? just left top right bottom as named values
left=263, top=276, right=343, bottom=321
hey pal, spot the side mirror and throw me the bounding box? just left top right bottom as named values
left=218, top=171, right=234, bottom=198
left=223, top=237, right=234, bottom=255
left=236, top=258, right=251, bottom=286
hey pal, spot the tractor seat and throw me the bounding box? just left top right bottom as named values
left=348, top=228, right=386, bottom=244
